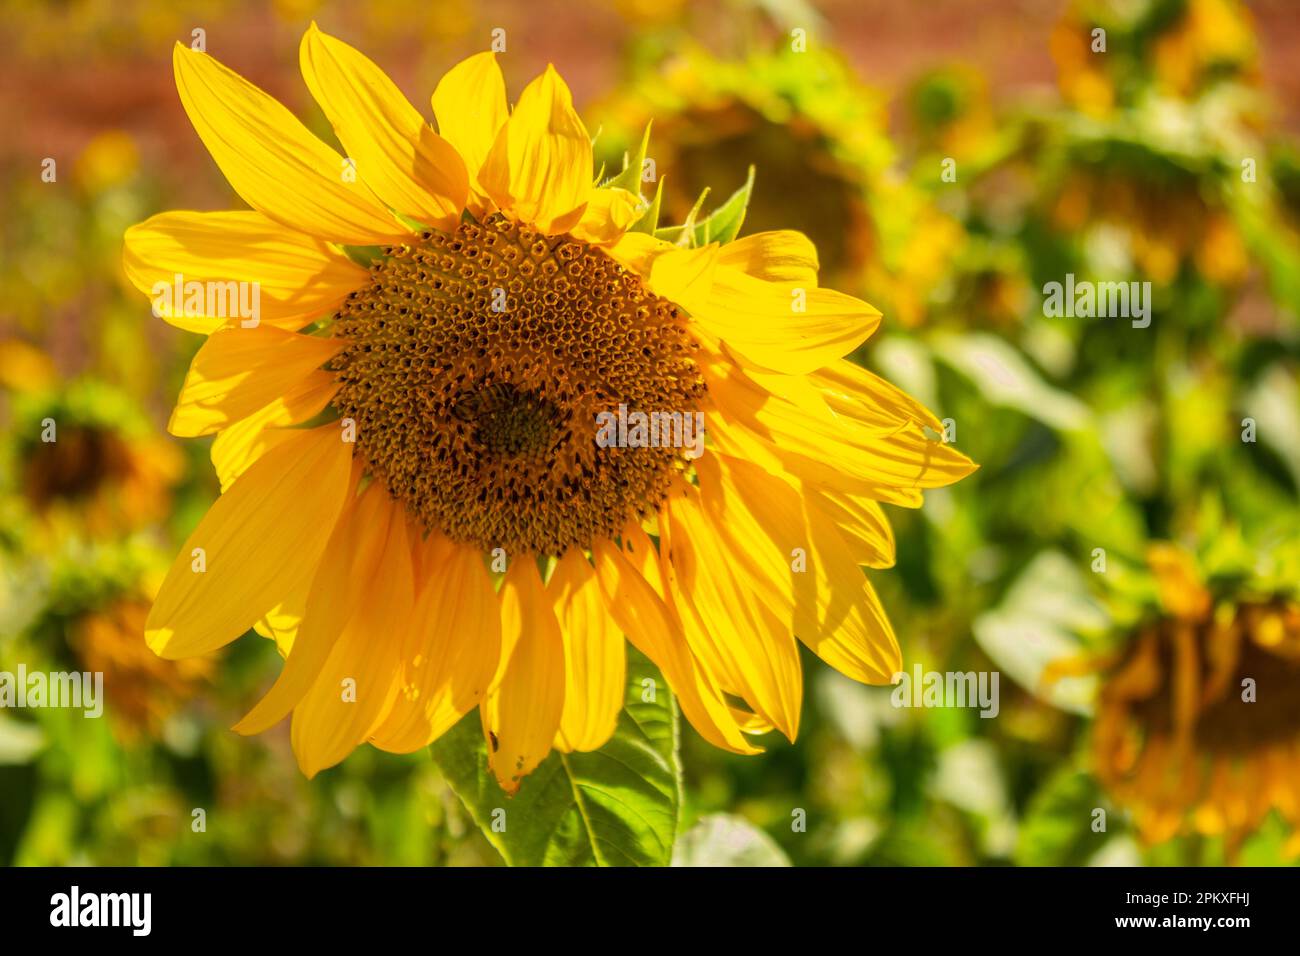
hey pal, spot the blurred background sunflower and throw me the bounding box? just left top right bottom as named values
left=2, top=0, right=1298, bottom=867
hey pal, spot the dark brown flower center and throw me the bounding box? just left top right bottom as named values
left=23, top=425, right=129, bottom=507
left=329, top=215, right=706, bottom=556
left=1106, top=601, right=1300, bottom=755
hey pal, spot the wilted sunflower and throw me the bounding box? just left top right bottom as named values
left=74, top=596, right=213, bottom=739
left=1091, top=544, right=1300, bottom=857
left=1044, top=0, right=1260, bottom=288
left=1050, top=0, right=1257, bottom=117
left=124, top=25, right=974, bottom=790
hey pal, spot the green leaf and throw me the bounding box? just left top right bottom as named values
left=972, top=550, right=1105, bottom=715
left=0, top=715, right=44, bottom=766
left=430, top=646, right=681, bottom=866
left=1015, top=768, right=1109, bottom=866
left=930, top=331, right=1091, bottom=432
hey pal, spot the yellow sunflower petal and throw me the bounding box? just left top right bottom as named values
left=549, top=549, right=625, bottom=753
left=660, top=476, right=803, bottom=739
left=300, top=24, right=468, bottom=231
left=146, top=424, right=352, bottom=659
left=482, top=559, right=566, bottom=793
left=290, top=492, right=414, bottom=776
left=592, top=535, right=760, bottom=755
left=371, top=536, right=502, bottom=752
left=479, top=64, right=592, bottom=235
left=570, top=187, right=643, bottom=246
left=251, top=579, right=310, bottom=658
left=811, top=359, right=944, bottom=432
left=431, top=51, right=508, bottom=217
left=607, top=230, right=675, bottom=277
left=807, top=489, right=896, bottom=569
left=123, top=210, right=367, bottom=333
left=704, top=354, right=976, bottom=503
left=652, top=248, right=878, bottom=375
left=209, top=371, right=339, bottom=492
left=168, top=326, right=341, bottom=438
left=233, top=477, right=387, bottom=736
left=703, top=453, right=901, bottom=684
left=172, top=43, right=406, bottom=244
left=717, top=230, right=820, bottom=286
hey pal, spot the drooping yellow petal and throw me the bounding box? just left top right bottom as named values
left=479, top=64, right=592, bottom=235
left=300, top=24, right=468, bottom=231
left=811, top=359, right=945, bottom=432
left=146, top=425, right=352, bottom=659
left=570, top=187, right=643, bottom=246
left=716, top=230, right=820, bottom=286
left=482, top=559, right=566, bottom=793
left=234, top=477, right=394, bottom=736
left=703, top=453, right=901, bottom=684
left=172, top=43, right=407, bottom=244
left=251, top=581, right=309, bottom=658
left=807, top=488, right=896, bottom=569
left=652, top=247, right=878, bottom=375
left=371, top=536, right=502, bottom=752
left=704, top=353, right=976, bottom=503
left=290, top=491, right=414, bottom=776
left=209, top=371, right=339, bottom=492
left=431, top=51, right=508, bottom=217
left=631, top=516, right=776, bottom=737
left=592, top=535, right=760, bottom=755
left=123, top=210, right=367, bottom=333
left=168, top=326, right=340, bottom=438
left=660, top=476, right=804, bottom=739
left=549, top=549, right=625, bottom=753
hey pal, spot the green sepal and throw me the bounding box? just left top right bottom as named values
left=629, top=175, right=665, bottom=235
left=605, top=121, right=653, bottom=198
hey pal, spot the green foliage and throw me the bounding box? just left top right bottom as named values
left=672, top=814, right=791, bottom=866
left=1016, top=768, right=1109, bottom=866
left=431, top=648, right=681, bottom=866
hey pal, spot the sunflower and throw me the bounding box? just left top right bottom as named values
left=1092, top=543, right=1300, bottom=858
left=591, top=44, right=960, bottom=327
left=1050, top=0, right=1257, bottom=117
left=123, top=25, right=975, bottom=790
left=0, top=342, right=181, bottom=542
left=1042, top=0, right=1261, bottom=289
left=75, top=595, right=214, bottom=739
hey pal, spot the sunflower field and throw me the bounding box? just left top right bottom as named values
left=1, top=0, right=1298, bottom=876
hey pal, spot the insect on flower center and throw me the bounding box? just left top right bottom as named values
left=329, top=215, right=706, bottom=556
